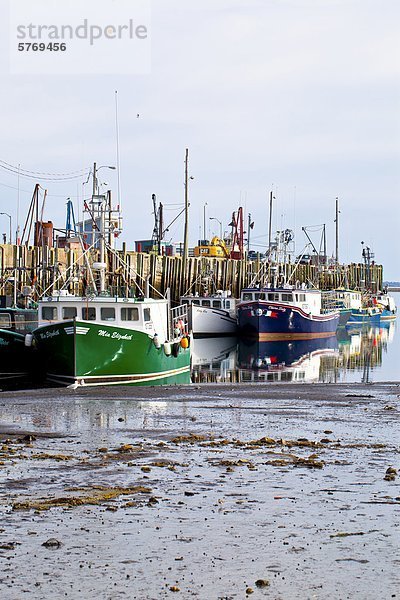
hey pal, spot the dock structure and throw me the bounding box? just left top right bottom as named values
left=0, top=243, right=383, bottom=305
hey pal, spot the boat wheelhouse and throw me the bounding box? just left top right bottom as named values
left=321, top=289, right=362, bottom=327
left=374, top=292, right=397, bottom=322
left=237, top=286, right=339, bottom=340
left=180, top=291, right=238, bottom=336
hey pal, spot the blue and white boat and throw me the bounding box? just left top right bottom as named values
left=237, top=286, right=339, bottom=340
left=347, top=306, right=381, bottom=326
left=329, top=289, right=381, bottom=326
left=374, top=292, right=397, bottom=322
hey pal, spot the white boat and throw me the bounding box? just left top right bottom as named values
left=180, top=290, right=238, bottom=336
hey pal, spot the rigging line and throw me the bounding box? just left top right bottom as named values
left=0, top=180, right=80, bottom=198
left=0, top=164, right=86, bottom=181
left=0, top=159, right=88, bottom=177
left=0, top=181, right=32, bottom=193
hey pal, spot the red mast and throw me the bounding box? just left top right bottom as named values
left=229, top=207, right=244, bottom=260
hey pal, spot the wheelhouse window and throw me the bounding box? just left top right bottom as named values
left=121, top=307, right=139, bottom=321
left=225, top=300, right=231, bottom=309
left=212, top=300, right=221, bottom=308
left=62, top=307, right=77, bottom=320
left=42, top=306, right=57, bottom=321
left=298, top=294, right=306, bottom=302
left=281, top=293, right=293, bottom=302
left=82, top=307, right=96, bottom=321
left=202, top=300, right=211, bottom=307
left=0, top=313, right=11, bottom=328
left=143, top=308, right=151, bottom=322
left=242, top=293, right=253, bottom=301
left=101, top=307, right=115, bottom=321
left=14, top=314, right=26, bottom=332
left=268, top=293, right=279, bottom=301
left=192, top=299, right=200, bottom=305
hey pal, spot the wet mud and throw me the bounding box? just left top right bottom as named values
left=0, top=382, right=399, bottom=599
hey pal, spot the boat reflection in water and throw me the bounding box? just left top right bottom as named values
left=238, top=336, right=339, bottom=383
left=334, top=321, right=395, bottom=382
left=190, top=322, right=396, bottom=384
left=191, top=336, right=237, bottom=383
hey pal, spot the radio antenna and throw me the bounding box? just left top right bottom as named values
left=115, top=90, right=121, bottom=210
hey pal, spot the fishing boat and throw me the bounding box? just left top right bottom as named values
left=346, top=305, right=381, bottom=326
left=180, top=290, right=238, bottom=336
left=31, top=165, right=191, bottom=388
left=324, top=288, right=374, bottom=327
left=0, top=307, right=38, bottom=387
left=237, top=285, right=339, bottom=340
left=374, top=291, right=397, bottom=322
left=33, top=291, right=191, bottom=387
left=324, top=289, right=384, bottom=327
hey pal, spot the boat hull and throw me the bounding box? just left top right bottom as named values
left=189, top=305, right=237, bottom=336
left=0, top=330, right=37, bottom=388
left=338, top=309, right=352, bottom=327
left=33, top=320, right=191, bottom=387
left=379, top=309, right=396, bottom=322
left=347, top=309, right=381, bottom=326
left=237, top=301, right=339, bottom=340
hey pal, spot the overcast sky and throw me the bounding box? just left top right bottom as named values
left=0, top=0, right=399, bottom=278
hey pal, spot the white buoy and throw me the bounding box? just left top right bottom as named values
left=164, top=341, right=172, bottom=356
left=24, top=334, right=33, bottom=347
left=153, top=334, right=161, bottom=349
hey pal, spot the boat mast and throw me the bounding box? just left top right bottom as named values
left=335, top=197, right=339, bottom=264
left=268, top=190, right=273, bottom=254
left=182, top=148, right=189, bottom=279
left=92, top=161, right=106, bottom=294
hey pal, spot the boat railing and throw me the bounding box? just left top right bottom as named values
left=321, top=291, right=344, bottom=314
left=170, top=303, right=189, bottom=338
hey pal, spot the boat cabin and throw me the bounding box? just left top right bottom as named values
left=375, top=293, right=396, bottom=313
left=239, top=288, right=322, bottom=315
left=181, top=293, right=235, bottom=312
left=37, top=292, right=171, bottom=339
left=334, top=290, right=362, bottom=310
left=0, top=308, right=38, bottom=335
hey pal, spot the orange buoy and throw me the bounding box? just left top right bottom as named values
left=180, top=336, right=189, bottom=349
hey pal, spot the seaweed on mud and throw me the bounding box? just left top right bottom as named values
left=12, top=485, right=152, bottom=511
left=171, top=434, right=208, bottom=444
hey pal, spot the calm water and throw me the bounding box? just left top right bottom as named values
left=191, top=293, right=400, bottom=384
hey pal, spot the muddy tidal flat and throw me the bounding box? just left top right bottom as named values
left=0, top=383, right=399, bottom=600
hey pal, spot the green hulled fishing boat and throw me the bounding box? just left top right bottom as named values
left=33, top=293, right=191, bottom=387
left=32, top=164, right=191, bottom=388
